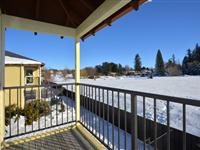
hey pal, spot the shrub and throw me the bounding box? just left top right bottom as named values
left=5, top=105, right=23, bottom=126
left=24, top=100, right=51, bottom=125
left=5, top=100, right=51, bottom=126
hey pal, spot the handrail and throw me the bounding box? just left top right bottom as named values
left=3, top=83, right=75, bottom=89
left=78, top=83, right=200, bottom=107
left=4, top=82, right=200, bottom=107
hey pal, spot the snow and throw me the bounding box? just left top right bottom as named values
left=6, top=76, right=200, bottom=149
left=5, top=56, right=42, bottom=65
left=5, top=97, right=76, bottom=141
left=55, top=76, right=200, bottom=137
left=80, top=76, right=200, bottom=100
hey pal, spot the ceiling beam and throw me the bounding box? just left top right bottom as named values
left=2, top=14, right=76, bottom=37
left=78, top=0, right=94, bottom=11
left=58, top=0, right=77, bottom=27
left=76, top=0, right=132, bottom=38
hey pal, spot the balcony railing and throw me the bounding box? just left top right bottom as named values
left=3, top=83, right=200, bottom=150
left=4, top=83, right=76, bottom=139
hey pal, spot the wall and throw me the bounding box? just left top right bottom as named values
left=4, top=64, right=41, bottom=108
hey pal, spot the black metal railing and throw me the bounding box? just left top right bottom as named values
left=78, top=83, right=200, bottom=150
left=4, top=83, right=76, bottom=139
left=4, top=82, right=200, bottom=150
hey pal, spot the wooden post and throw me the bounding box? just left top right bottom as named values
left=0, top=9, right=5, bottom=149
left=75, top=38, right=80, bottom=122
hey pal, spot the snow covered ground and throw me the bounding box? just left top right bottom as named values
left=80, top=76, right=200, bottom=100
left=5, top=97, right=76, bottom=140
left=6, top=76, right=200, bottom=149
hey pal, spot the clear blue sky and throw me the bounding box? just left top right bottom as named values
left=5, top=0, right=200, bottom=69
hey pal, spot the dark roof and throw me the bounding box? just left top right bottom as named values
left=5, top=50, right=44, bottom=66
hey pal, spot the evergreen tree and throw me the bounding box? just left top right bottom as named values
left=118, top=64, right=123, bottom=75
left=172, top=54, right=176, bottom=64
left=187, top=49, right=192, bottom=62
left=134, top=54, right=142, bottom=72
left=155, top=50, right=165, bottom=76
left=182, top=43, right=200, bottom=75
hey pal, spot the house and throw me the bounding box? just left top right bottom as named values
left=4, top=51, right=44, bottom=107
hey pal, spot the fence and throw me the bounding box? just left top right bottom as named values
left=78, top=83, right=200, bottom=150
left=3, top=83, right=76, bottom=139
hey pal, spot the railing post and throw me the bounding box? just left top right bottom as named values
left=75, top=38, right=80, bottom=122
left=131, top=94, right=137, bottom=150
left=0, top=9, right=5, bottom=149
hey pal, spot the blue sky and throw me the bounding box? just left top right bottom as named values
left=5, top=0, right=200, bottom=69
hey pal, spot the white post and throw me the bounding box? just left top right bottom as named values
left=0, top=9, right=5, bottom=149
left=75, top=38, right=80, bottom=122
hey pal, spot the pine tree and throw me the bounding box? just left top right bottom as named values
left=134, top=54, right=142, bottom=72
left=172, top=54, right=176, bottom=64
left=155, top=50, right=165, bottom=76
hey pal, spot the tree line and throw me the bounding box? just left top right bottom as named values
left=134, top=43, right=200, bottom=76
left=43, top=43, right=200, bottom=79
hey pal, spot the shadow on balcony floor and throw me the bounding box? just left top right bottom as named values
left=4, top=128, right=95, bottom=150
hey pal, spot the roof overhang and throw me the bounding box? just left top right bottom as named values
left=0, top=0, right=150, bottom=40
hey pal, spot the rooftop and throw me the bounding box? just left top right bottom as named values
left=5, top=51, right=44, bottom=65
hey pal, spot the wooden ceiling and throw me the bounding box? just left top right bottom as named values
left=0, top=0, right=105, bottom=28
left=0, top=0, right=148, bottom=40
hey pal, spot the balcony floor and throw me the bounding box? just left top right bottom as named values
left=4, top=128, right=95, bottom=150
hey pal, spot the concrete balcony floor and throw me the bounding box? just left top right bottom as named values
left=3, top=127, right=95, bottom=150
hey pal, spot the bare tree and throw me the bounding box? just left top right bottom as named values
left=42, top=68, right=52, bottom=83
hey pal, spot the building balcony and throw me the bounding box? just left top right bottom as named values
left=2, top=83, right=200, bottom=150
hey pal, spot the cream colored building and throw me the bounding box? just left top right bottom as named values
left=4, top=51, right=44, bottom=107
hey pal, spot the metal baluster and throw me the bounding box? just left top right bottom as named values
left=38, top=86, right=40, bottom=129
left=89, top=86, right=91, bottom=131
left=131, top=94, right=137, bottom=150
left=86, top=86, right=89, bottom=129
left=92, top=86, right=94, bottom=133
left=167, top=101, right=170, bottom=150
left=95, top=87, right=97, bottom=135
left=80, top=85, right=83, bottom=123
left=31, top=87, right=34, bottom=131
left=124, top=93, right=127, bottom=150
left=9, top=89, right=11, bottom=136
left=45, top=86, right=47, bottom=127
left=50, top=85, right=53, bottom=127
left=154, top=98, right=157, bottom=150
left=56, top=85, right=58, bottom=125
left=83, top=85, right=85, bottom=125
left=17, top=88, right=19, bottom=135
left=84, top=85, right=86, bottom=126
left=25, top=87, right=27, bottom=133
left=88, top=86, right=91, bottom=131
left=61, top=86, right=64, bottom=124
left=66, top=85, right=69, bottom=123
left=143, top=96, right=146, bottom=150
left=112, top=90, right=114, bottom=149
left=118, top=91, right=120, bottom=150
left=103, top=89, right=105, bottom=142
left=107, top=90, right=109, bottom=146
left=71, top=85, right=74, bottom=121
left=183, top=104, right=186, bottom=150
left=99, top=88, right=101, bottom=139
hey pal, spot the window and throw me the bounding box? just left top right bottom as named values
left=25, top=69, right=33, bottom=76
left=25, top=69, right=34, bottom=84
